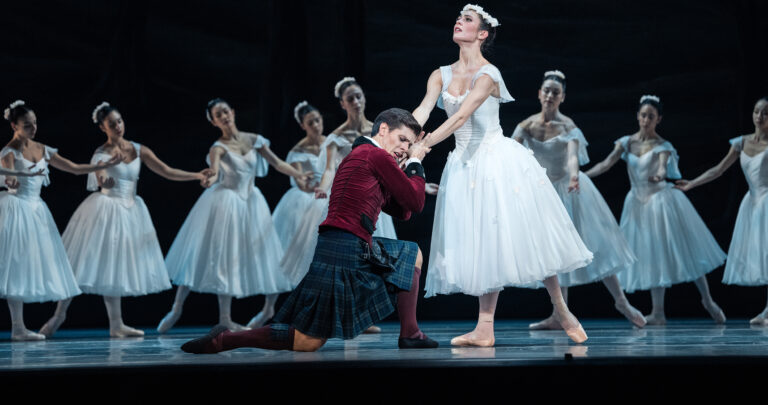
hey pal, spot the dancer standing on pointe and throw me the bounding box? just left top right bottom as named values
left=39, top=102, right=212, bottom=338
left=1, top=100, right=121, bottom=341
left=158, top=98, right=310, bottom=333
left=512, top=70, right=646, bottom=329
left=181, top=108, right=438, bottom=353
left=675, top=96, right=768, bottom=325
left=586, top=95, right=727, bottom=325
left=412, top=4, right=593, bottom=346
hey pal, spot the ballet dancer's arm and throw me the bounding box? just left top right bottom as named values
left=140, top=146, right=212, bottom=184
left=585, top=143, right=623, bottom=178
left=566, top=140, right=580, bottom=192
left=291, top=162, right=316, bottom=192
left=412, top=69, right=443, bottom=126
left=314, top=143, right=339, bottom=199
left=49, top=152, right=122, bottom=175
left=649, top=152, right=670, bottom=183
left=204, top=146, right=225, bottom=187
left=422, top=75, right=496, bottom=149
left=675, top=146, right=739, bottom=192
left=0, top=166, right=44, bottom=177
left=255, top=144, right=311, bottom=189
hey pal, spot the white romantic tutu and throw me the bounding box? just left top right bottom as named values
left=280, top=197, right=329, bottom=286
left=272, top=187, right=316, bottom=249
left=373, top=213, right=397, bottom=239
left=62, top=192, right=171, bottom=296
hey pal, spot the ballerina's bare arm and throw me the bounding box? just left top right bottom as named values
left=675, top=146, right=740, bottom=191
left=648, top=152, right=671, bottom=183
left=49, top=152, right=122, bottom=175
left=584, top=142, right=623, bottom=178
left=140, top=146, right=212, bottom=182
left=566, top=140, right=581, bottom=192
left=204, top=146, right=226, bottom=186
left=314, top=143, right=339, bottom=198
left=412, top=69, right=443, bottom=126
left=255, top=142, right=312, bottom=187
left=422, top=75, right=497, bottom=149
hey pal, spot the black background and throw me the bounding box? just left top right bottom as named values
left=1, top=0, right=767, bottom=330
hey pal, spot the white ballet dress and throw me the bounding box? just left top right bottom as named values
left=271, top=149, right=321, bottom=249
left=60, top=142, right=171, bottom=296
left=514, top=126, right=636, bottom=287
left=613, top=136, right=726, bottom=292
left=0, top=145, right=81, bottom=302
left=165, top=136, right=292, bottom=298
left=424, top=64, right=593, bottom=297
left=722, top=136, right=768, bottom=285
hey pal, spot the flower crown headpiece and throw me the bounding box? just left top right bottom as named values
left=3, top=100, right=26, bottom=121
left=294, top=101, right=309, bottom=124
left=640, top=95, right=660, bottom=104
left=462, top=4, right=500, bottom=28
left=334, top=77, right=357, bottom=98
left=92, top=102, right=111, bottom=124
left=544, top=70, right=566, bottom=80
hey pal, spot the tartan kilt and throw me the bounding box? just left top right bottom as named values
left=274, top=229, right=418, bottom=340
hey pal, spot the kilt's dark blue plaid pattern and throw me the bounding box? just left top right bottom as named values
left=274, top=230, right=418, bottom=339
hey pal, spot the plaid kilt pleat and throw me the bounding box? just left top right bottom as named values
left=274, top=230, right=418, bottom=339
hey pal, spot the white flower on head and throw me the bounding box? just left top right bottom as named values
left=640, top=95, right=661, bottom=104
left=3, top=100, right=26, bottom=121
left=293, top=100, right=309, bottom=124
left=544, top=70, right=566, bottom=80
left=91, top=101, right=111, bottom=124
left=334, top=77, right=357, bottom=98
left=462, top=4, right=500, bottom=28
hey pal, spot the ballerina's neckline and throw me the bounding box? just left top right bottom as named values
left=215, top=141, right=257, bottom=158
left=740, top=136, right=768, bottom=158
left=443, top=63, right=494, bottom=101
left=625, top=137, right=669, bottom=159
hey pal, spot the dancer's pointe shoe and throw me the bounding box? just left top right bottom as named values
left=749, top=312, right=768, bottom=326
left=110, top=324, right=145, bottom=338
left=363, top=325, right=382, bottom=334
left=218, top=320, right=249, bottom=332
left=615, top=301, right=647, bottom=328
left=450, top=331, right=495, bottom=347
left=157, top=310, right=182, bottom=334
left=553, top=310, right=588, bottom=344
left=39, top=314, right=66, bottom=337
left=181, top=325, right=228, bottom=354
left=702, top=300, right=726, bottom=324
left=246, top=308, right=274, bottom=329
left=645, top=312, right=667, bottom=326
left=528, top=315, right=562, bottom=330
left=11, top=328, right=46, bottom=342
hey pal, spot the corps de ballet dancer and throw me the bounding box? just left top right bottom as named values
left=181, top=108, right=438, bottom=353
left=0, top=100, right=121, bottom=341
left=412, top=4, right=593, bottom=346
left=676, top=96, right=768, bottom=325
left=586, top=95, right=727, bottom=325
left=39, top=102, right=212, bottom=338
left=512, top=70, right=646, bottom=329
left=158, top=98, right=310, bottom=333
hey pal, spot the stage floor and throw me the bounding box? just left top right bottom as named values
left=2, top=319, right=768, bottom=371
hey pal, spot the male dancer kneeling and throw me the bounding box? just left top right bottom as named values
left=182, top=108, right=437, bottom=353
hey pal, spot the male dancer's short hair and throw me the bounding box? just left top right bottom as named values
left=371, top=108, right=422, bottom=138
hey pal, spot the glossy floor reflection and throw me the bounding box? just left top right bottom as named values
left=1, top=319, right=767, bottom=371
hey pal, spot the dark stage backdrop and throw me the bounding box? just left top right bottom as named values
left=1, top=0, right=767, bottom=330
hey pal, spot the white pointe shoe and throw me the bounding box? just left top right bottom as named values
left=450, top=331, right=495, bottom=347
left=110, top=324, right=145, bottom=338
left=644, top=312, right=667, bottom=326
left=615, top=301, right=647, bottom=328
left=702, top=300, right=726, bottom=324
left=157, top=310, right=182, bottom=334
left=553, top=310, right=588, bottom=344
left=749, top=313, right=768, bottom=326
left=363, top=325, right=382, bottom=334
left=11, top=328, right=46, bottom=342
left=246, top=309, right=275, bottom=329
left=528, top=315, right=562, bottom=330
left=218, top=320, right=249, bottom=332
left=39, top=314, right=66, bottom=337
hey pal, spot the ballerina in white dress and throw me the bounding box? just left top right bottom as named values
left=676, top=96, right=768, bottom=325
left=586, top=95, right=727, bottom=325
left=513, top=70, right=646, bottom=329
left=1, top=100, right=120, bottom=341
left=39, top=103, right=212, bottom=338
left=412, top=5, right=593, bottom=345
left=157, top=98, right=310, bottom=333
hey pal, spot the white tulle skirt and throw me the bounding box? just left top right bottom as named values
left=549, top=172, right=636, bottom=287
left=424, top=134, right=593, bottom=297
left=165, top=186, right=293, bottom=298
left=722, top=192, right=768, bottom=285
left=272, top=186, right=315, bottom=249
left=616, top=184, right=726, bottom=292
left=373, top=213, right=397, bottom=239
left=0, top=193, right=81, bottom=302
left=61, top=192, right=171, bottom=296
left=280, top=197, right=328, bottom=287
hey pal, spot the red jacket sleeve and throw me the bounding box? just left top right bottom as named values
left=368, top=149, right=425, bottom=220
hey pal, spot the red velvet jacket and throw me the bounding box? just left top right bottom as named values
left=319, top=137, right=426, bottom=244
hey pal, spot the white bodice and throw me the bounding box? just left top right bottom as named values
left=208, top=136, right=270, bottom=200
left=731, top=136, right=768, bottom=200
left=88, top=142, right=142, bottom=205
left=616, top=135, right=682, bottom=203
left=0, top=145, right=56, bottom=201
left=437, top=64, right=514, bottom=160
left=317, top=133, right=353, bottom=177
left=286, top=150, right=322, bottom=189
left=514, top=126, right=589, bottom=182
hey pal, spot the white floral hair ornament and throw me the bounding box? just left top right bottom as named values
left=462, top=4, right=500, bottom=28
left=640, top=95, right=661, bottom=104
left=544, top=70, right=566, bottom=80
left=334, top=77, right=357, bottom=98
left=293, top=100, right=309, bottom=124
left=91, top=102, right=111, bottom=124
left=3, top=100, right=26, bottom=121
